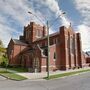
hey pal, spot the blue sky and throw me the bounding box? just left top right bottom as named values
left=0, top=0, right=90, bottom=51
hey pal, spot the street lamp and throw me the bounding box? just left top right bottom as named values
left=28, top=11, right=45, bottom=25
left=28, top=11, right=65, bottom=79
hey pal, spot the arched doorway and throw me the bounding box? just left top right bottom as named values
left=33, top=57, right=40, bottom=72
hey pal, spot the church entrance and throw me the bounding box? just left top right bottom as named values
left=33, top=57, right=40, bottom=72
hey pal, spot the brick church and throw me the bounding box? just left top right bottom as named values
left=7, top=22, right=87, bottom=72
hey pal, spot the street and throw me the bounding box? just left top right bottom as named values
left=0, top=72, right=90, bottom=90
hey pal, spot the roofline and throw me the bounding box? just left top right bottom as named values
left=12, top=39, right=28, bottom=46
left=34, top=32, right=59, bottom=42
left=13, top=43, right=28, bottom=46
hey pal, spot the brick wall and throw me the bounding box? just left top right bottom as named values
left=7, top=22, right=86, bottom=72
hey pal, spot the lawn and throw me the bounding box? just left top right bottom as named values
left=45, top=69, right=90, bottom=80
left=7, top=67, right=28, bottom=72
left=0, top=69, right=27, bottom=81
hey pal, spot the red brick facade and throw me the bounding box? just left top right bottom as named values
left=7, top=22, right=88, bottom=72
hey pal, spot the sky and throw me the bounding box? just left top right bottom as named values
left=0, top=0, right=90, bottom=51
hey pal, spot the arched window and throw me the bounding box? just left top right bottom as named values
left=54, top=52, right=56, bottom=60
left=43, top=48, right=48, bottom=56
left=70, top=36, right=74, bottom=54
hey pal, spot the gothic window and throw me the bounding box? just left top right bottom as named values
left=67, top=37, right=69, bottom=49
left=28, top=32, right=30, bottom=38
left=9, top=48, right=13, bottom=55
left=70, top=37, right=72, bottom=53
left=54, top=52, right=56, bottom=60
left=40, top=30, right=43, bottom=37
left=53, top=38, right=57, bottom=44
left=70, top=36, right=74, bottom=54
left=43, top=48, right=48, bottom=56
left=54, top=38, right=56, bottom=44
left=72, top=36, right=75, bottom=54
left=45, top=41, right=47, bottom=46
left=38, top=30, right=40, bottom=36
left=26, top=30, right=30, bottom=39
left=50, top=39, right=54, bottom=45
left=36, top=30, right=38, bottom=37
left=56, top=38, right=60, bottom=44
left=36, top=30, right=42, bottom=38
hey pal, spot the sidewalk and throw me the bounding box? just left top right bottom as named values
left=17, top=67, right=90, bottom=80
left=1, top=67, right=90, bottom=80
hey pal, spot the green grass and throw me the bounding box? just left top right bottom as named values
left=45, top=69, right=90, bottom=80
left=8, top=67, right=28, bottom=72
left=0, top=69, right=27, bottom=81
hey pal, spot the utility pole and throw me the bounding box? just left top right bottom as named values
left=47, top=21, right=50, bottom=79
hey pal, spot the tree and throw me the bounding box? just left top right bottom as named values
left=0, top=40, right=7, bottom=67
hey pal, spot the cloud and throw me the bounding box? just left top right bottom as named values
left=0, top=24, right=17, bottom=47
left=0, top=0, right=71, bottom=47
left=0, top=0, right=36, bottom=47
left=0, top=0, right=51, bottom=47
left=36, top=0, right=70, bottom=28
left=74, top=0, right=90, bottom=26
left=0, top=0, right=31, bottom=26
left=77, top=25, right=90, bottom=51
left=73, top=0, right=90, bottom=51
left=0, top=14, right=22, bottom=46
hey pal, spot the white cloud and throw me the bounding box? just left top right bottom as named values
left=36, top=0, right=70, bottom=28
left=0, top=0, right=71, bottom=47
left=74, top=0, right=90, bottom=51
left=0, top=0, right=42, bottom=47
left=0, top=15, right=19, bottom=47
left=74, top=0, right=90, bottom=26
left=0, top=0, right=31, bottom=26
left=0, top=24, right=16, bottom=47
left=0, top=0, right=27, bottom=47
left=77, top=25, right=90, bottom=51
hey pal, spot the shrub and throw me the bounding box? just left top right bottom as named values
left=0, top=55, right=8, bottom=68
left=0, top=61, right=6, bottom=67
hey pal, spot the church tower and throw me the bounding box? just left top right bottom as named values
left=23, top=22, right=47, bottom=43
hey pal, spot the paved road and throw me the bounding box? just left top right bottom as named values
left=0, top=72, right=90, bottom=90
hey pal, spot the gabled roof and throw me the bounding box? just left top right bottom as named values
left=12, top=39, right=27, bottom=46
left=35, top=32, right=59, bottom=42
